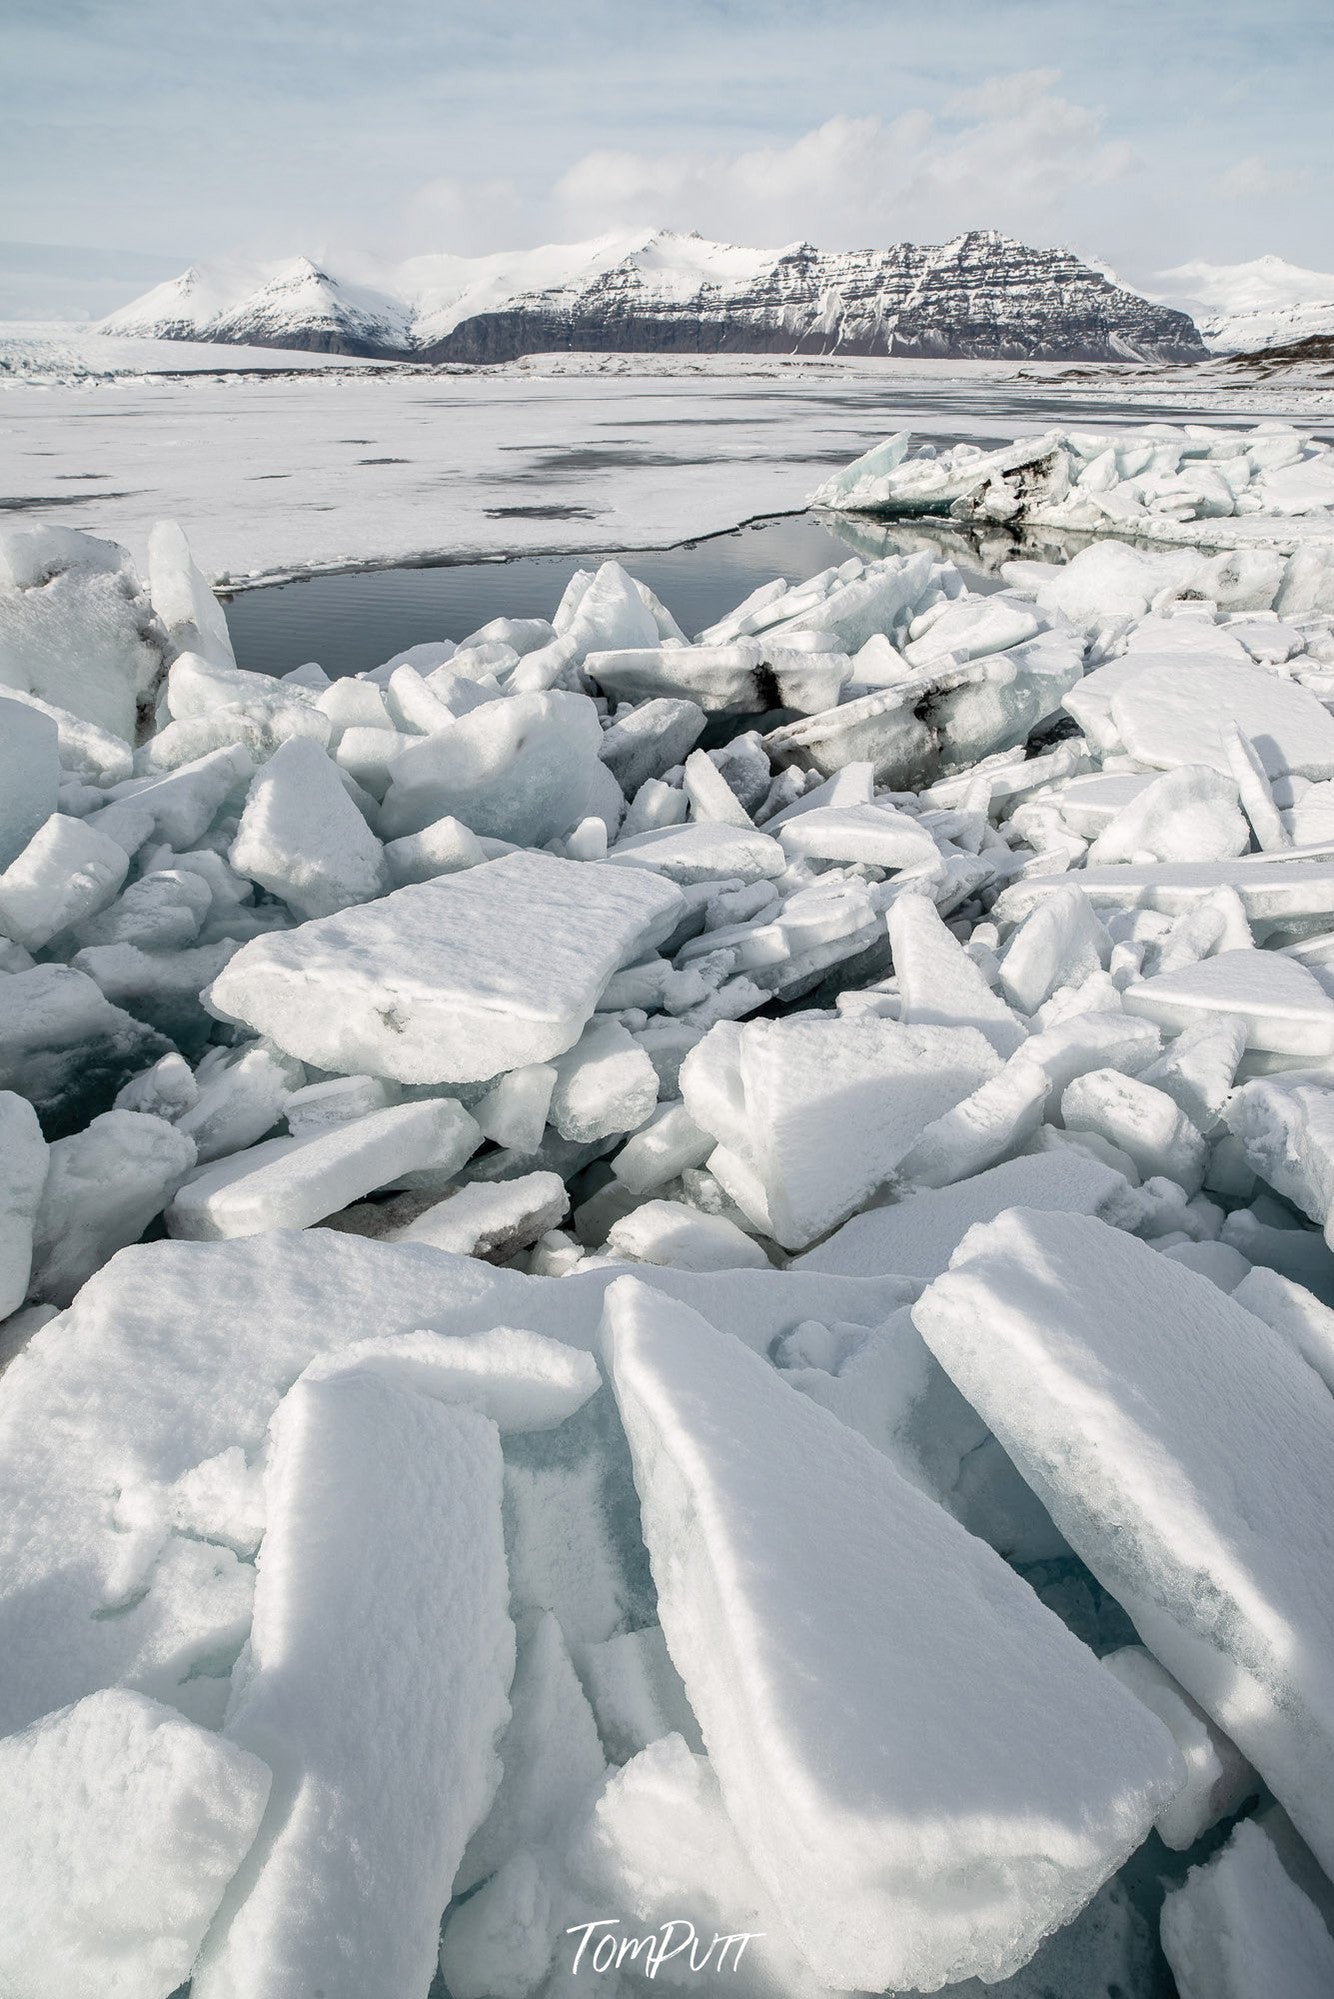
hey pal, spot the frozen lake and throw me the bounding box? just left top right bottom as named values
left=4, top=349, right=1330, bottom=594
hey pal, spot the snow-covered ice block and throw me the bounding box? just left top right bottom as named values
left=548, top=1019, right=659, bottom=1144
left=0, top=693, right=59, bottom=870
left=995, top=857, right=1334, bottom=933
left=0, top=1687, right=270, bottom=1999
left=1102, top=1646, right=1256, bottom=1850
left=1087, top=765, right=1250, bottom=865
left=1160, top=1818, right=1334, bottom=1999
left=684, top=1014, right=1000, bottom=1250
left=166, top=1099, right=480, bottom=1240
left=605, top=821, right=786, bottom=884
left=300, top=1325, right=599, bottom=1435
left=0, top=524, right=166, bottom=740
left=610, top=1102, right=713, bottom=1196
left=0, top=964, right=171, bottom=1138
left=1226, top=1074, right=1334, bottom=1240
left=1062, top=1069, right=1208, bottom=1193
left=547, top=1735, right=835, bottom=1999
left=0, top=812, right=129, bottom=950
left=1232, top=1265, right=1334, bottom=1390
left=147, top=519, right=236, bottom=672
left=599, top=697, right=706, bottom=796
left=895, top=1053, right=1050, bottom=1191
left=383, top=812, right=487, bottom=885
left=776, top=800, right=939, bottom=870
left=605, top=1200, right=771, bottom=1272
left=0, top=1232, right=907, bottom=1737
left=390, top=1173, right=569, bottom=1259
left=888, top=890, right=1026, bottom=1056
left=193, top=1369, right=513, bottom=1999
left=1108, top=654, right=1334, bottom=781
left=30, top=1109, right=197, bottom=1306
left=208, top=852, right=684, bottom=1084
left=379, top=689, right=602, bottom=844
left=915, top=1209, right=1334, bottom=1877
left=606, top=1278, right=1182, bottom=1993
left=229, top=736, right=385, bottom=919
left=177, top=1045, right=304, bottom=1165
left=0, top=1093, right=47, bottom=1319
left=1124, top=948, right=1334, bottom=1056
left=998, top=885, right=1109, bottom=1015
left=796, top=1151, right=1130, bottom=1283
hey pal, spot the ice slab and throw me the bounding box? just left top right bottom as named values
left=0, top=812, right=129, bottom=951
left=207, top=852, right=684, bottom=1084
left=0, top=965, right=171, bottom=1139
left=0, top=1687, right=269, bottom=1999
left=1108, top=654, right=1334, bottom=781
left=379, top=689, right=603, bottom=844
left=0, top=693, right=59, bottom=870
left=605, top=1277, right=1181, bottom=1993
left=1124, top=948, right=1334, bottom=1056
left=229, top=736, right=385, bottom=919
left=796, top=1151, right=1129, bottom=1283
left=997, top=857, right=1334, bottom=934
left=166, top=1099, right=481, bottom=1240
left=0, top=1230, right=905, bottom=1734
left=915, top=1209, right=1334, bottom=1877
left=0, top=1092, right=47, bottom=1319
left=1102, top=1645, right=1256, bottom=1850
left=1160, top=1818, right=1334, bottom=1999
left=193, top=1370, right=513, bottom=1999
left=31, top=1108, right=198, bottom=1306
left=683, top=1014, right=1000, bottom=1250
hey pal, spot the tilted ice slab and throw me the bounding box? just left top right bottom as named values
left=0, top=1687, right=270, bottom=1999
left=995, top=854, right=1334, bottom=935
left=795, top=1150, right=1130, bottom=1284
left=0, top=1230, right=907, bottom=1736
left=914, top=1209, right=1334, bottom=1878
left=682, top=1014, right=1001, bottom=1251
left=207, top=851, right=684, bottom=1084
left=1123, top=948, right=1334, bottom=1057
left=193, top=1370, right=513, bottom=1999
left=605, top=1278, right=1181, bottom=1994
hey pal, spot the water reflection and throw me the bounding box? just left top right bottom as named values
left=224, top=510, right=1034, bottom=680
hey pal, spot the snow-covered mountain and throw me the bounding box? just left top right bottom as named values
left=1154, top=255, right=1334, bottom=354
left=101, top=229, right=1204, bottom=365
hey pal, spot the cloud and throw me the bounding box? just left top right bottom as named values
left=527, top=72, right=1139, bottom=251
left=1218, top=153, right=1314, bottom=199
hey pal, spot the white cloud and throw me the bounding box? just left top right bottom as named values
left=534, top=72, right=1137, bottom=250
left=1219, top=153, right=1313, bottom=199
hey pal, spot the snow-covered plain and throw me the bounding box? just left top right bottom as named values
left=5, top=405, right=1334, bottom=1996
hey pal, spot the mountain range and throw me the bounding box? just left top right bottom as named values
left=1152, top=254, right=1334, bottom=354
left=100, top=228, right=1206, bottom=365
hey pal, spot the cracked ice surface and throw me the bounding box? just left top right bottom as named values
left=3, top=446, right=1334, bottom=1999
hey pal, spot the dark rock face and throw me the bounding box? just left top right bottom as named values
left=419, top=234, right=1205, bottom=366
left=116, top=231, right=1207, bottom=366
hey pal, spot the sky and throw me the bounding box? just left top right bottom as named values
left=3, top=0, right=1332, bottom=317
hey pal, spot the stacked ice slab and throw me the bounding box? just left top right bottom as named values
left=812, top=417, right=1334, bottom=539
left=4, top=480, right=1334, bottom=1998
